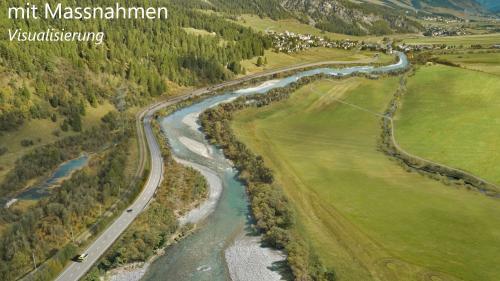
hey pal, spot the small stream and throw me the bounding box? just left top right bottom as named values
left=3, top=154, right=89, bottom=208
left=142, top=53, right=409, bottom=281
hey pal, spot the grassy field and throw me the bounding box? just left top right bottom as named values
left=241, top=48, right=395, bottom=74
left=0, top=102, right=115, bottom=181
left=402, top=33, right=500, bottom=46
left=232, top=78, right=500, bottom=281
left=436, top=52, right=500, bottom=75
left=181, top=27, right=229, bottom=47
left=395, top=65, right=500, bottom=185
left=182, top=27, right=216, bottom=37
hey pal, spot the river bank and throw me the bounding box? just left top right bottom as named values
left=225, top=230, right=286, bottom=281
left=105, top=226, right=286, bottom=281
left=105, top=142, right=223, bottom=281
left=175, top=158, right=223, bottom=226
left=106, top=102, right=286, bottom=281
left=106, top=53, right=409, bottom=281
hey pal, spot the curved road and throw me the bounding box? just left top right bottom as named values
left=54, top=57, right=381, bottom=281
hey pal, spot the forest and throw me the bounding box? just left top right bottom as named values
left=0, top=112, right=137, bottom=281
left=0, top=0, right=271, bottom=134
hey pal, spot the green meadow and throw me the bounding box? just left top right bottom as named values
left=232, top=77, right=500, bottom=281
left=402, top=33, right=500, bottom=46
left=240, top=47, right=394, bottom=74
left=436, top=52, right=500, bottom=75
left=395, top=65, right=500, bottom=185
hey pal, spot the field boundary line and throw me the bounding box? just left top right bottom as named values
left=314, top=75, right=499, bottom=196
left=381, top=76, right=499, bottom=197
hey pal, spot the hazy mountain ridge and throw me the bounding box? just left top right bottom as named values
left=475, top=0, right=500, bottom=12
left=356, top=0, right=494, bottom=14
left=211, top=0, right=496, bottom=36
left=279, top=0, right=422, bottom=35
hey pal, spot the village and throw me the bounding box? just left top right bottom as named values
left=423, top=26, right=469, bottom=37
left=420, top=15, right=465, bottom=24
left=267, top=30, right=456, bottom=55
left=268, top=30, right=358, bottom=53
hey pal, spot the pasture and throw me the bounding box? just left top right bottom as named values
left=395, top=65, right=500, bottom=185
left=402, top=33, right=500, bottom=46
left=240, top=48, right=394, bottom=74
left=436, top=52, right=500, bottom=75
left=232, top=77, right=500, bottom=281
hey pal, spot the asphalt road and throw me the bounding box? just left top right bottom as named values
left=53, top=57, right=378, bottom=281
left=54, top=112, right=164, bottom=281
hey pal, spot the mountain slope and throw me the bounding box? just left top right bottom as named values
left=475, top=0, right=500, bottom=12
left=212, top=0, right=493, bottom=36
left=355, top=0, right=488, bottom=15
left=279, top=0, right=422, bottom=35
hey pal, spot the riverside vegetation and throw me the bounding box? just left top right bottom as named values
left=200, top=74, right=338, bottom=281
left=0, top=112, right=141, bottom=281
left=83, top=120, right=208, bottom=281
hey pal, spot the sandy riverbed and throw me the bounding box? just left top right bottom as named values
left=107, top=262, right=150, bottom=281
left=105, top=157, right=223, bottom=281
left=234, top=80, right=280, bottom=94
left=225, top=232, right=286, bottom=281
left=182, top=112, right=201, bottom=131
left=175, top=157, right=223, bottom=226
left=179, top=136, right=212, bottom=159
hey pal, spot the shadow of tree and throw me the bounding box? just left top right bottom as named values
left=268, top=260, right=294, bottom=281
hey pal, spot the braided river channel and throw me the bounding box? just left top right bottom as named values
left=142, top=53, right=409, bottom=281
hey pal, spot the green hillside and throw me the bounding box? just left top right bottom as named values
left=0, top=0, right=271, bottom=185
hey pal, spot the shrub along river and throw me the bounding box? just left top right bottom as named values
left=142, top=53, right=409, bottom=281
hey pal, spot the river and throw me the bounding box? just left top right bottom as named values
left=142, top=53, right=409, bottom=281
